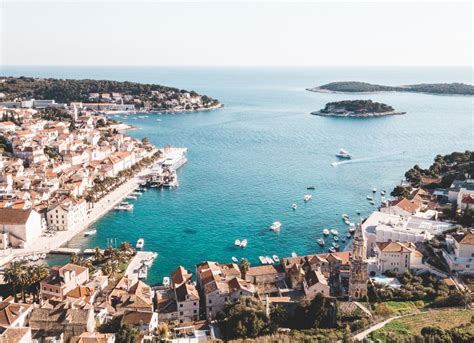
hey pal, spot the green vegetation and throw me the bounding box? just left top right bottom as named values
left=318, top=100, right=395, bottom=115
left=369, top=309, right=474, bottom=343
left=310, top=81, right=474, bottom=95
left=116, top=325, right=140, bottom=343
left=3, top=262, right=49, bottom=303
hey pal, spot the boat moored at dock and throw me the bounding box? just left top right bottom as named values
left=84, top=229, right=97, bottom=237
left=136, top=238, right=145, bottom=249
left=317, top=238, right=325, bottom=246
left=323, top=228, right=330, bottom=236
left=259, top=256, right=267, bottom=265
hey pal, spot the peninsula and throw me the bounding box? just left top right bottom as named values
left=0, top=76, right=222, bottom=113
left=311, top=100, right=405, bottom=117
left=307, top=81, right=474, bottom=96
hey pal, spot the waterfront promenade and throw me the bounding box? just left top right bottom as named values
left=0, top=148, right=160, bottom=267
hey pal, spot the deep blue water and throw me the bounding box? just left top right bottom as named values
left=2, top=66, right=473, bottom=285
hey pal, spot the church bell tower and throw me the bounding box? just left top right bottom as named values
left=349, top=221, right=368, bottom=300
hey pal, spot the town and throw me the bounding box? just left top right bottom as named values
left=0, top=91, right=473, bottom=342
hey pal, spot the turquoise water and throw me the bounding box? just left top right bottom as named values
left=2, top=66, right=473, bottom=285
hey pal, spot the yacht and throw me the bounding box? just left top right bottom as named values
left=270, top=221, right=282, bottom=232
left=330, top=229, right=339, bottom=236
left=369, top=200, right=376, bottom=205
left=328, top=247, right=336, bottom=253
left=317, top=238, right=325, bottom=246
left=136, top=238, right=144, bottom=249
left=240, top=239, right=248, bottom=248
left=344, top=219, right=351, bottom=225
left=232, top=257, right=238, bottom=263
left=336, top=148, right=352, bottom=159
left=162, top=277, right=170, bottom=288
left=342, top=214, right=350, bottom=220
left=303, top=194, right=312, bottom=202
left=323, top=228, right=330, bottom=236
left=126, top=195, right=138, bottom=200
left=292, top=203, right=297, bottom=210
left=234, top=239, right=241, bottom=247
left=273, top=255, right=280, bottom=263
left=381, top=190, right=386, bottom=196
left=346, top=232, right=352, bottom=238
left=259, top=256, right=267, bottom=265
left=265, top=256, right=274, bottom=264
left=291, top=252, right=297, bottom=258
left=84, top=229, right=97, bottom=237
left=114, top=202, right=134, bottom=211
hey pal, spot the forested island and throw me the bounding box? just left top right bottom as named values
left=311, top=100, right=405, bottom=118
left=0, top=76, right=222, bottom=112
left=307, top=81, right=474, bottom=96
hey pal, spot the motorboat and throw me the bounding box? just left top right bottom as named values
left=234, top=239, right=241, bottom=247
left=240, top=239, right=248, bottom=248
left=126, top=195, right=138, bottom=200
left=303, top=194, right=312, bottom=202
left=84, top=229, right=97, bottom=237
left=131, top=191, right=142, bottom=196
left=333, top=242, right=340, bottom=249
left=349, top=225, right=356, bottom=234
left=270, top=221, right=282, bottom=232
left=372, top=188, right=377, bottom=193
left=341, top=237, right=346, bottom=243
left=344, top=219, right=351, bottom=225
left=273, top=255, right=280, bottom=263
left=330, top=229, right=338, bottom=236
left=333, top=236, right=339, bottom=242
left=136, top=238, right=144, bottom=249
left=336, top=148, right=352, bottom=159
left=291, top=252, right=297, bottom=258
left=266, top=256, right=274, bottom=264
left=370, top=200, right=376, bottom=205
left=163, top=277, right=170, bottom=287
left=328, top=247, right=336, bottom=253
left=307, top=186, right=316, bottom=190
left=381, top=190, right=386, bottom=196
left=114, top=202, right=133, bottom=211
left=232, top=257, right=238, bottom=263
left=292, top=203, right=297, bottom=210
left=346, top=232, right=352, bottom=238
left=317, top=238, right=325, bottom=246
left=259, top=256, right=267, bottom=265
left=331, top=161, right=338, bottom=167
left=323, top=229, right=330, bottom=236
left=366, top=196, right=373, bottom=201
left=342, top=214, right=350, bottom=220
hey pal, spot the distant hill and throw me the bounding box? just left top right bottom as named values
left=311, top=100, right=404, bottom=118
left=307, top=81, right=474, bottom=96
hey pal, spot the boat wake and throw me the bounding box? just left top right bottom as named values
left=331, top=151, right=406, bottom=167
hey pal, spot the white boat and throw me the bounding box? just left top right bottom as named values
left=136, top=238, right=144, bottom=249
left=366, top=196, right=373, bottom=201
left=328, top=247, right=336, bottom=253
left=330, top=229, right=339, bottom=236
left=131, top=191, right=142, bottom=196
left=333, top=236, right=339, bottom=242
left=370, top=200, right=376, bottom=205
left=232, top=256, right=238, bottom=263
left=234, top=239, right=241, bottom=247
left=317, top=238, right=325, bottom=246
left=265, top=256, right=274, bottom=264
left=163, top=277, right=170, bottom=287
left=240, top=239, right=248, bottom=248
left=344, top=219, right=351, bottom=225
left=273, top=255, right=280, bottom=263
left=381, top=190, right=386, bottom=196
left=341, top=237, right=346, bottom=243
left=270, top=221, right=281, bottom=232
left=331, top=161, right=338, bottom=167
left=323, top=229, right=330, bottom=236
left=291, top=252, right=297, bottom=258
left=303, top=194, right=312, bottom=202
left=84, top=229, right=97, bottom=237
left=126, top=195, right=137, bottom=200
left=336, top=148, right=352, bottom=159
left=333, top=242, right=340, bottom=249
left=346, top=232, right=352, bottom=238
left=342, top=214, right=350, bottom=220
left=40, top=253, right=46, bottom=259
left=372, top=188, right=377, bottom=193
left=114, top=202, right=134, bottom=211
left=292, top=203, right=297, bottom=210
left=349, top=226, right=356, bottom=234
left=259, top=256, right=267, bottom=265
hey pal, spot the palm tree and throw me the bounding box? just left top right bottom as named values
left=70, top=253, right=79, bottom=265
left=239, top=258, right=251, bottom=279
left=94, top=247, right=103, bottom=263
left=3, top=261, right=25, bottom=302
left=17, top=267, right=31, bottom=303
left=28, top=264, right=49, bottom=303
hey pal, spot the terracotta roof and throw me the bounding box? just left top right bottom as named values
left=171, top=266, right=192, bottom=287
left=461, top=194, right=474, bottom=204
left=175, top=282, right=199, bottom=302
left=376, top=241, right=421, bottom=256
left=0, top=208, right=33, bottom=225
left=394, top=198, right=422, bottom=214
left=70, top=332, right=114, bottom=343
left=121, top=310, right=154, bottom=326
left=451, top=230, right=474, bottom=245
left=0, top=301, right=32, bottom=326
left=246, top=264, right=283, bottom=277
left=0, top=327, right=31, bottom=342
left=305, top=269, right=327, bottom=287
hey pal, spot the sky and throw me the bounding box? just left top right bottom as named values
left=0, top=1, right=472, bottom=66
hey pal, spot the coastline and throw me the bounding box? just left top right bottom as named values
left=103, top=103, right=224, bottom=116
left=311, top=110, right=406, bottom=118
left=0, top=149, right=159, bottom=266
left=305, top=87, right=473, bottom=97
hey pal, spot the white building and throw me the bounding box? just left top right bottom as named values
left=0, top=208, right=43, bottom=249
left=47, top=198, right=87, bottom=231
left=443, top=230, right=474, bottom=274
left=374, top=241, right=423, bottom=274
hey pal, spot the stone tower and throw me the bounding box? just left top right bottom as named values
left=349, top=221, right=368, bottom=300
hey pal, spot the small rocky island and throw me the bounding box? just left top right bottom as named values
left=307, top=81, right=474, bottom=96
left=311, top=100, right=405, bottom=118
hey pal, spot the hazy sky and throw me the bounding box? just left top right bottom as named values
left=1, top=1, right=472, bottom=66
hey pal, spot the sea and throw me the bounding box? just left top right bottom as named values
left=2, top=66, right=473, bottom=285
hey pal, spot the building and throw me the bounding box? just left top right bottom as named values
left=121, top=311, right=158, bottom=333
left=0, top=298, right=33, bottom=329
left=70, top=332, right=115, bottom=343
left=374, top=241, right=423, bottom=274
left=245, top=264, right=286, bottom=295
left=40, top=264, right=90, bottom=300
left=0, top=327, right=32, bottom=343
left=108, top=276, right=154, bottom=314
left=171, top=266, right=200, bottom=323
left=380, top=197, right=423, bottom=217
left=0, top=208, right=43, bottom=249
left=303, top=268, right=330, bottom=299
left=443, top=230, right=474, bottom=274
left=47, top=198, right=87, bottom=231
left=348, top=223, right=368, bottom=300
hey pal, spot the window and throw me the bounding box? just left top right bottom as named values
left=194, top=309, right=197, bottom=314
left=180, top=304, right=183, bottom=308
left=209, top=299, right=212, bottom=304
left=193, top=302, right=197, bottom=306
left=180, top=311, right=183, bottom=316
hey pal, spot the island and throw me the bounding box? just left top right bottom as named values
left=0, top=76, right=222, bottom=113
left=311, top=100, right=405, bottom=117
left=307, top=81, right=474, bottom=96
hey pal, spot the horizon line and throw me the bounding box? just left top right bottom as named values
left=2, top=64, right=473, bottom=68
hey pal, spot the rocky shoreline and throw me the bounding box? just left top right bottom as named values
left=311, top=110, right=406, bottom=118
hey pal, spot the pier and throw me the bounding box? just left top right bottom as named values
left=50, top=248, right=81, bottom=255
left=125, top=251, right=158, bottom=280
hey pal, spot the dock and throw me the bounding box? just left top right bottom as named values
left=50, top=248, right=81, bottom=255
left=125, top=251, right=158, bottom=280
